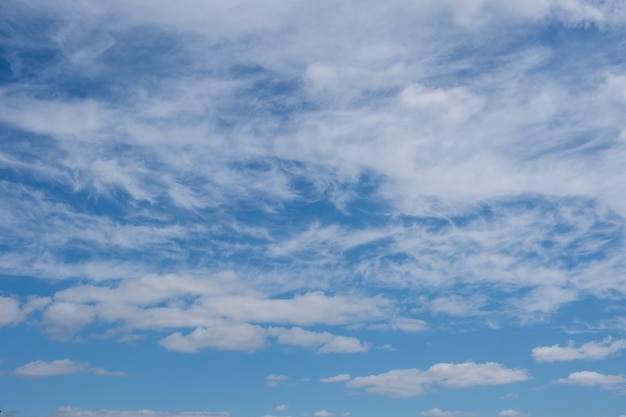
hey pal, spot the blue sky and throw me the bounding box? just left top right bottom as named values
left=1, top=1, right=626, bottom=417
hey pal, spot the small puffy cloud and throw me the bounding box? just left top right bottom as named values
left=13, top=359, right=124, bottom=377
left=496, top=410, right=528, bottom=417
left=500, top=393, right=518, bottom=399
left=554, top=371, right=626, bottom=386
left=159, top=323, right=267, bottom=352
left=266, top=374, right=288, bottom=387
left=348, top=362, right=530, bottom=397
left=50, top=407, right=228, bottom=417
left=320, top=374, right=351, bottom=383
left=269, top=327, right=367, bottom=353
left=420, top=408, right=478, bottom=417
left=313, top=412, right=334, bottom=417
left=532, top=337, right=626, bottom=362
left=275, top=405, right=287, bottom=412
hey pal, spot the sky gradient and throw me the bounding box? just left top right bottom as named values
left=1, top=1, right=626, bottom=417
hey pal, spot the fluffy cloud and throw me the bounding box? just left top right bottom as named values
left=159, top=323, right=268, bottom=352
left=313, top=412, right=334, bottom=417
left=274, top=405, right=287, bottom=412
left=347, top=362, right=530, bottom=397
left=269, top=327, right=367, bottom=353
left=50, top=407, right=228, bottom=417
left=28, top=272, right=388, bottom=352
left=532, top=337, right=626, bottom=362
left=0, top=295, right=49, bottom=327
left=0, top=296, right=26, bottom=326
left=42, top=273, right=391, bottom=335
left=554, top=371, right=626, bottom=386
left=13, top=359, right=125, bottom=377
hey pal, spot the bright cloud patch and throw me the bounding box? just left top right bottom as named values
left=532, top=338, right=626, bottom=362
left=347, top=362, right=530, bottom=397
left=554, top=371, right=626, bottom=386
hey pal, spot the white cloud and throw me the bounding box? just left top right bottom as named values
left=43, top=273, right=392, bottom=334
left=554, top=371, right=626, bottom=386
left=13, top=359, right=125, bottom=377
left=420, top=408, right=478, bottom=417
left=274, top=405, right=287, bottom=412
left=50, top=407, right=228, bottom=417
left=266, top=374, right=288, bottom=387
left=313, top=412, right=334, bottom=417
left=159, top=323, right=267, bottom=352
left=268, top=327, right=367, bottom=353
left=532, top=337, right=626, bottom=362
left=0, top=296, right=26, bottom=326
left=347, top=362, right=530, bottom=397
left=320, top=374, right=351, bottom=383
left=496, top=410, right=528, bottom=417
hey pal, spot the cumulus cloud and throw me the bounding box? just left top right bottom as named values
left=532, top=337, right=626, bottom=362
left=13, top=359, right=125, bottom=377
left=274, top=405, right=287, bottom=412
left=554, top=371, right=626, bottom=387
left=347, top=362, right=530, bottom=397
left=268, top=327, right=367, bottom=353
left=313, top=412, right=334, bottom=417
left=159, top=323, right=267, bottom=352
left=39, top=273, right=391, bottom=344
left=0, top=296, right=26, bottom=326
